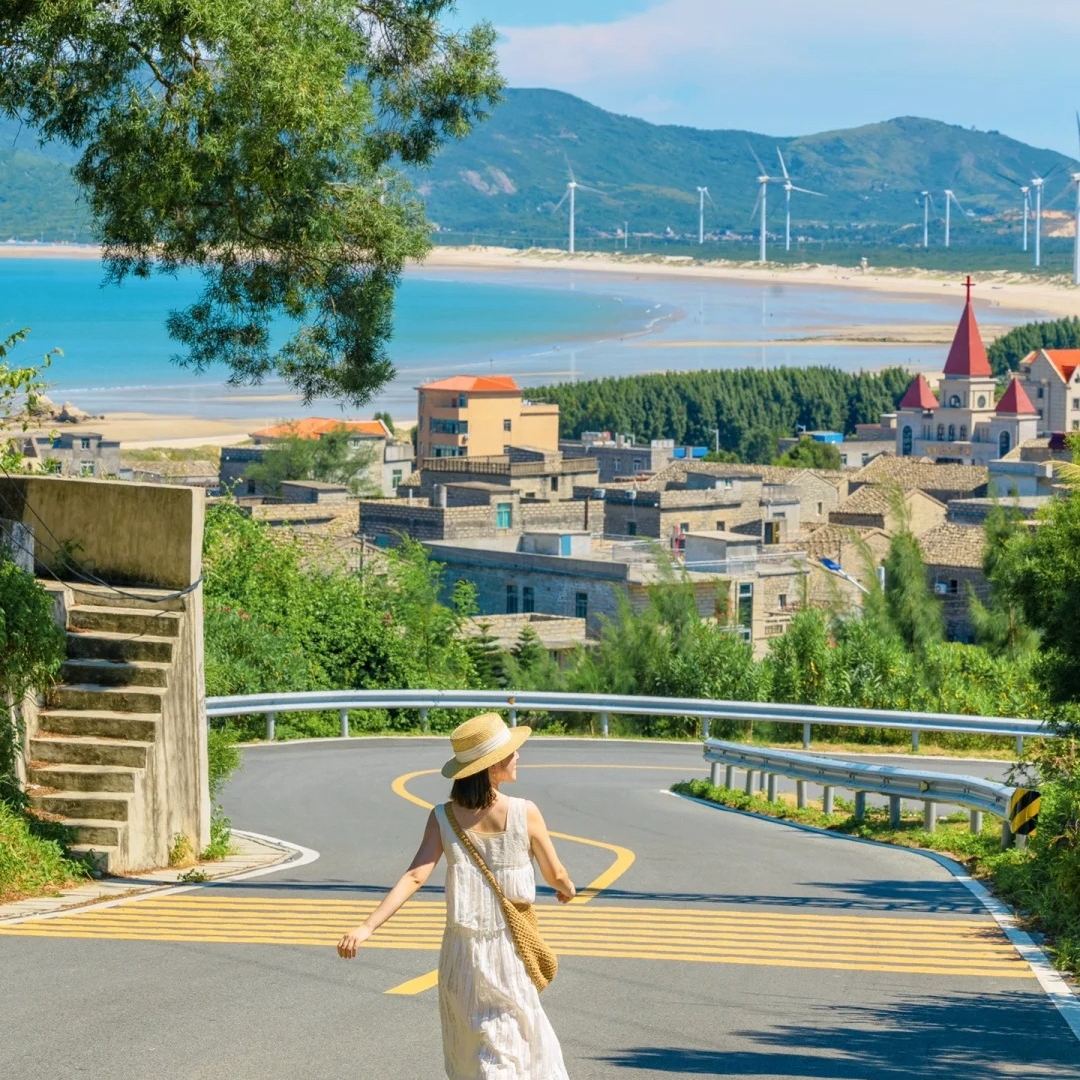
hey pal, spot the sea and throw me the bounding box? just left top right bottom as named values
left=0, top=257, right=1049, bottom=422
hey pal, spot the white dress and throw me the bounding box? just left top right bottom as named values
left=435, top=797, right=570, bottom=1080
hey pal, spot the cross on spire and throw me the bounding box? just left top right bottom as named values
left=964, top=274, right=975, bottom=303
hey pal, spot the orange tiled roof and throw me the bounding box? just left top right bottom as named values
left=1043, top=349, right=1080, bottom=384
left=250, top=418, right=390, bottom=440
left=417, top=375, right=520, bottom=393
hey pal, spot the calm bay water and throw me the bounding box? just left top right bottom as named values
left=0, top=257, right=1046, bottom=420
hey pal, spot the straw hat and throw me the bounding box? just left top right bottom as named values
left=442, top=712, right=531, bottom=779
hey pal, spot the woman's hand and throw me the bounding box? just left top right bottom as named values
left=556, top=882, right=576, bottom=904
left=337, top=925, right=372, bottom=959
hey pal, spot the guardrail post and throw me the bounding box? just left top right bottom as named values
left=420, top=708, right=430, bottom=734
left=923, top=802, right=937, bottom=833
left=701, top=717, right=710, bottom=740
left=911, top=730, right=920, bottom=752
left=710, top=761, right=721, bottom=786
left=744, top=770, right=755, bottom=795
left=796, top=780, right=806, bottom=809
left=767, top=774, right=778, bottom=802
left=1015, top=832, right=1028, bottom=851
left=1014, top=735, right=1024, bottom=756
left=802, top=722, right=811, bottom=749
left=889, top=795, right=901, bottom=827
left=600, top=712, right=609, bottom=737
left=265, top=712, right=276, bottom=741
left=725, top=765, right=734, bottom=789
left=969, top=810, right=983, bottom=834
left=339, top=709, right=349, bottom=738
left=822, top=786, right=834, bottom=815
left=854, top=792, right=867, bottom=821
left=1001, top=816, right=1013, bottom=850
left=509, top=708, right=517, bottom=728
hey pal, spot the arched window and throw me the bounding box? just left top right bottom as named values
left=901, top=426, right=913, bottom=456
left=999, top=430, right=1011, bottom=456
left=948, top=424, right=956, bottom=442
left=959, top=425, right=968, bottom=441
left=937, top=424, right=945, bottom=440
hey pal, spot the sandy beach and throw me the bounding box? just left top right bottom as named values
left=60, top=413, right=256, bottom=447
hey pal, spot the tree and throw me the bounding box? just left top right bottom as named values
left=776, top=437, right=842, bottom=471
left=882, top=527, right=943, bottom=656
left=0, top=329, right=57, bottom=471
left=373, top=411, right=396, bottom=435
left=0, top=2, right=502, bottom=404
left=245, top=425, right=377, bottom=495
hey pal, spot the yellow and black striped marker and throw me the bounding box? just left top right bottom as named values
left=1009, top=788, right=1040, bottom=837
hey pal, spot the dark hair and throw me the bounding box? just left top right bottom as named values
left=451, top=769, right=496, bottom=810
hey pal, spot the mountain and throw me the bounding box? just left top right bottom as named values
left=1, top=89, right=1076, bottom=246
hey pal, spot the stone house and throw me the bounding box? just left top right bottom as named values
left=918, top=522, right=988, bottom=642
left=847, top=453, right=988, bottom=505
left=1016, top=347, right=1080, bottom=433
left=802, top=523, right=893, bottom=609
left=560, top=434, right=683, bottom=482
left=21, top=431, right=121, bottom=478
left=829, top=485, right=946, bottom=538
left=405, top=447, right=600, bottom=502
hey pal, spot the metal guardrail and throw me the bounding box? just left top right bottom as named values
left=701, top=739, right=1031, bottom=847
left=205, top=689, right=1051, bottom=755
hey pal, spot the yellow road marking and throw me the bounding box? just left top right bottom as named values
left=385, top=763, right=640, bottom=993
left=0, top=895, right=1030, bottom=980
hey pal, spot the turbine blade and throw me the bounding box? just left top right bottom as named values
left=575, top=184, right=603, bottom=195
left=748, top=186, right=763, bottom=226
left=995, top=170, right=1023, bottom=189
left=552, top=188, right=569, bottom=213
left=791, top=186, right=825, bottom=197
left=949, top=191, right=967, bottom=213
left=1076, top=109, right=1080, bottom=156
left=705, top=189, right=717, bottom=208
left=776, top=148, right=790, bottom=179
left=746, top=141, right=767, bottom=175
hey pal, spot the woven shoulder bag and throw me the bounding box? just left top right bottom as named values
left=445, top=802, right=558, bottom=993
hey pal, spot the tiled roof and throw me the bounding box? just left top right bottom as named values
left=1042, top=349, right=1080, bottom=383
left=942, top=295, right=992, bottom=377
left=802, top=523, right=891, bottom=559
left=917, top=522, right=986, bottom=569
left=995, top=377, right=1038, bottom=416
left=898, top=374, right=940, bottom=410
left=250, top=418, right=390, bottom=440
left=638, top=459, right=843, bottom=492
left=849, top=453, right=988, bottom=495
left=417, top=375, right=520, bottom=392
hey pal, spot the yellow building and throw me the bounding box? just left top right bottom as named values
left=416, top=376, right=559, bottom=460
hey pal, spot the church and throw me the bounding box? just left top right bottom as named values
left=895, top=279, right=1038, bottom=466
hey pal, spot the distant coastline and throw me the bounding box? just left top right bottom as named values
left=6, top=241, right=1076, bottom=319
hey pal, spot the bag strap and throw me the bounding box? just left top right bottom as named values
left=444, top=802, right=510, bottom=905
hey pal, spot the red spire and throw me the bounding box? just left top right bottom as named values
left=995, top=377, right=1038, bottom=416
left=898, top=373, right=940, bottom=410
left=942, top=278, right=992, bottom=377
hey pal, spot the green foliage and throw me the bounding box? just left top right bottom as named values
left=465, top=621, right=505, bottom=689
left=0, top=1, right=502, bottom=404
left=534, top=366, right=911, bottom=459
left=776, top=437, right=842, bottom=470
left=0, top=328, right=58, bottom=471
left=986, top=317, right=1080, bottom=377
left=0, top=800, right=88, bottom=903
left=373, top=411, right=396, bottom=435
left=0, top=559, right=66, bottom=803
left=883, top=521, right=943, bottom=656
left=245, top=426, right=377, bottom=495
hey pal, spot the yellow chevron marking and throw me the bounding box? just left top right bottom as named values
left=0, top=895, right=1030, bottom=980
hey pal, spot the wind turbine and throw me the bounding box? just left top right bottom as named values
left=696, top=186, right=715, bottom=245
left=1028, top=165, right=1060, bottom=268
left=943, top=189, right=967, bottom=248
left=918, top=191, right=932, bottom=248
left=775, top=149, right=824, bottom=252
left=552, top=167, right=601, bottom=254
left=748, top=145, right=780, bottom=263
left=997, top=172, right=1031, bottom=252
left=1072, top=112, right=1080, bottom=287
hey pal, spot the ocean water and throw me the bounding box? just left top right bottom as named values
left=0, top=257, right=1046, bottom=420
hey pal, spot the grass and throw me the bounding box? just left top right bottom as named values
left=120, top=446, right=230, bottom=465
left=672, top=778, right=1078, bottom=974
left=0, top=801, right=90, bottom=905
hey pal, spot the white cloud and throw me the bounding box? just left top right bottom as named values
left=494, top=0, right=1080, bottom=151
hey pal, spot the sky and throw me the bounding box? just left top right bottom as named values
left=451, top=0, right=1080, bottom=156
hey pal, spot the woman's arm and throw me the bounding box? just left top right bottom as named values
left=337, top=809, right=444, bottom=959
left=525, top=801, right=576, bottom=904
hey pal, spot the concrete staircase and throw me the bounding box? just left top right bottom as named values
left=27, top=587, right=183, bottom=873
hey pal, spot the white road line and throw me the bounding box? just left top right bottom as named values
left=669, top=789, right=1080, bottom=1044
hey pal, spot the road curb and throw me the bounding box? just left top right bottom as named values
left=669, top=789, right=1080, bottom=1044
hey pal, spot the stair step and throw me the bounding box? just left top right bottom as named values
left=29, top=735, right=151, bottom=768
left=62, top=820, right=125, bottom=848
left=29, top=791, right=132, bottom=822
left=69, top=584, right=186, bottom=613
left=38, top=710, right=159, bottom=741
left=61, top=658, right=170, bottom=688
left=69, top=606, right=181, bottom=638
left=28, top=764, right=137, bottom=793
left=67, top=845, right=119, bottom=874
left=66, top=631, right=175, bottom=664
left=47, top=684, right=165, bottom=715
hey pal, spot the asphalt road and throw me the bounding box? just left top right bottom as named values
left=2, top=737, right=1077, bottom=1080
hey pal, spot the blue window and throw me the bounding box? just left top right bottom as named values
left=522, top=586, right=535, bottom=613
left=575, top=592, right=588, bottom=619
left=506, top=584, right=518, bottom=614
left=496, top=503, right=512, bottom=529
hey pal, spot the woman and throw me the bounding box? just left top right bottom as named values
left=338, top=712, right=576, bottom=1079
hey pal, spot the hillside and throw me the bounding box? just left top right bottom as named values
left=1, top=90, right=1076, bottom=246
